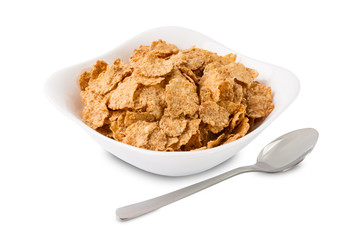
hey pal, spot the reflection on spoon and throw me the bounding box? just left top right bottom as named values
left=116, top=128, right=319, bottom=221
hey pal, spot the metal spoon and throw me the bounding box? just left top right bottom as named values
left=116, top=128, right=319, bottom=221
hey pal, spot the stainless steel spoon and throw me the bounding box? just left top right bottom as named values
left=116, top=128, right=319, bottom=221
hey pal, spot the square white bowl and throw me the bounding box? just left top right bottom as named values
left=44, top=26, right=300, bottom=176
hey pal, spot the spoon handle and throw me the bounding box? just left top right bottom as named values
left=116, top=165, right=257, bottom=220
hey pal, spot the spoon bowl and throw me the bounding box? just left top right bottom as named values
left=255, top=128, right=319, bottom=172
left=116, top=128, right=319, bottom=221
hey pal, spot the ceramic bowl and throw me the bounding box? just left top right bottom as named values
left=44, top=26, right=300, bottom=176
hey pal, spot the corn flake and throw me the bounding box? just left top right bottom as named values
left=184, top=133, right=202, bottom=151
left=199, top=65, right=234, bottom=102
left=159, top=115, right=187, bottom=137
left=124, top=111, right=156, bottom=127
left=223, top=118, right=250, bottom=144
left=165, top=77, right=199, bottom=118
left=123, top=121, right=157, bottom=148
left=132, top=71, right=165, bottom=86
left=150, top=39, right=179, bottom=58
left=138, top=52, right=174, bottom=77
left=228, top=105, right=246, bottom=131
left=199, top=101, right=230, bottom=133
left=110, top=112, right=126, bottom=141
left=96, top=124, right=113, bottom=138
left=173, top=48, right=206, bottom=70
left=179, top=66, right=199, bottom=85
left=80, top=90, right=109, bottom=129
left=220, top=53, right=237, bottom=65
left=130, top=45, right=150, bottom=65
left=134, top=84, right=165, bottom=119
left=166, top=137, right=179, bottom=149
left=233, top=82, right=244, bottom=103
left=148, top=127, right=168, bottom=151
left=218, top=101, right=244, bottom=115
left=88, top=60, right=132, bottom=95
left=108, top=77, right=138, bottom=110
left=78, top=60, right=108, bottom=91
left=245, top=81, right=274, bottom=118
left=207, top=133, right=226, bottom=148
left=225, top=62, right=254, bottom=88
left=78, top=71, right=91, bottom=91
left=174, top=118, right=201, bottom=149
left=90, top=60, right=108, bottom=79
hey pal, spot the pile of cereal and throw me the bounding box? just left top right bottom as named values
left=78, top=40, right=274, bottom=151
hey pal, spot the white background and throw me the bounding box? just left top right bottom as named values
left=1, top=0, right=359, bottom=239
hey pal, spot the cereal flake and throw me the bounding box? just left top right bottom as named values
left=165, top=77, right=199, bottom=118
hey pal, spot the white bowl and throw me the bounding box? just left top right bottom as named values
left=44, top=26, right=300, bottom=176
